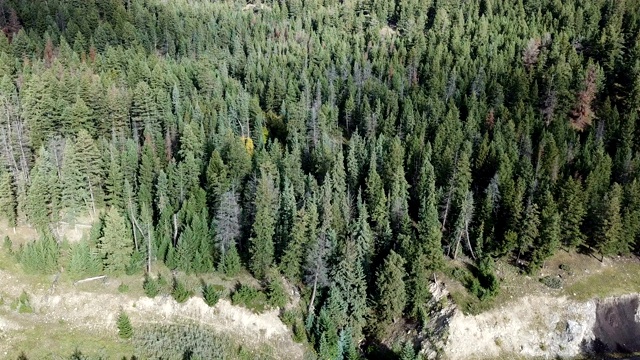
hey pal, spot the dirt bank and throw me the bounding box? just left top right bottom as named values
left=0, top=269, right=303, bottom=359
left=444, top=293, right=640, bottom=359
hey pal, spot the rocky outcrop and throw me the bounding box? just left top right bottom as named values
left=588, top=295, right=640, bottom=354
left=421, top=286, right=640, bottom=359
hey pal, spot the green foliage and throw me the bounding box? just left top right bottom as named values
left=4, top=0, right=640, bottom=352
left=142, top=273, right=159, bottom=298
left=231, top=284, right=268, bottom=313
left=98, top=208, right=133, bottom=273
left=68, top=241, right=101, bottom=278
left=0, top=171, right=17, bottom=227
left=118, top=283, right=129, bottom=293
left=133, top=324, right=229, bottom=360
left=201, top=281, right=223, bottom=307
left=280, top=309, right=308, bottom=343
left=3, top=236, right=12, bottom=254
left=266, top=271, right=288, bottom=309
left=399, top=341, right=416, bottom=360
left=375, top=251, right=407, bottom=329
left=540, top=276, right=563, bottom=289
left=249, top=171, right=278, bottom=279
left=12, top=291, right=33, bottom=313
left=171, top=277, right=191, bottom=304
left=117, top=311, right=133, bottom=339
left=221, top=244, right=241, bottom=277
left=19, top=234, right=59, bottom=274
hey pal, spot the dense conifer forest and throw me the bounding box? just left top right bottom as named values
left=1, top=0, right=640, bottom=358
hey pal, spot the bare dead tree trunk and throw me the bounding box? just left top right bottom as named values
left=147, top=221, right=152, bottom=273
left=14, top=116, right=29, bottom=183
left=172, top=213, right=178, bottom=246
left=441, top=185, right=453, bottom=233
left=464, top=220, right=476, bottom=260
left=86, top=179, right=96, bottom=220
left=308, top=271, right=319, bottom=315
left=127, top=196, right=139, bottom=252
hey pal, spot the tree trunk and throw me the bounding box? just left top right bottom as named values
left=308, top=271, right=318, bottom=316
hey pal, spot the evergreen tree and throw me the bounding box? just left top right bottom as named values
left=558, top=177, right=586, bottom=249
left=527, top=191, right=561, bottom=273
left=594, top=183, right=624, bottom=260
left=26, top=148, right=58, bottom=232
left=0, top=171, right=17, bottom=227
left=249, top=170, right=278, bottom=279
left=99, top=207, right=133, bottom=273
left=117, top=311, right=133, bottom=339
left=376, top=250, right=407, bottom=328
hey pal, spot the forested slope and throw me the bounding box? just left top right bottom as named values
left=0, top=0, right=639, bottom=357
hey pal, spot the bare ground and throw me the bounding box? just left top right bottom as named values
left=0, top=267, right=304, bottom=359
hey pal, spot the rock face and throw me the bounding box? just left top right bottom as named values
left=432, top=292, right=640, bottom=359
left=590, top=295, right=640, bottom=354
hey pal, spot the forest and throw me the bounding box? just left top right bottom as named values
left=0, top=0, right=639, bottom=358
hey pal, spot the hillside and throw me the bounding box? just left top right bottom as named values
left=0, top=0, right=640, bottom=358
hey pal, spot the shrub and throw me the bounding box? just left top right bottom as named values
left=3, top=236, right=12, bottom=254
left=156, top=272, right=168, bottom=288
left=171, top=277, right=191, bottom=303
left=133, top=324, right=229, bottom=359
left=18, top=234, right=59, bottom=274
left=221, top=245, right=241, bottom=277
left=68, top=241, right=101, bottom=278
left=13, top=291, right=33, bottom=313
left=266, top=273, right=287, bottom=309
left=118, top=283, right=130, bottom=293
left=281, top=310, right=307, bottom=343
left=231, top=284, right=268, bottom=313
left=117, top=310, right=133, bottom=339
left=559, top=263, right=572, bottom=273
left=201, top=282, right=223, bottom=307
left=143, top=273, right=159, bottom=298
left=540, top=276, right=562, bottom=289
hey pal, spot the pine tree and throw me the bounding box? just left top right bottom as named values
left=104, top=144, right=124, bottom=208
left=26, top=148, right=58, bottom=232
left=276, top=177, right=296, bottom=262
left=558, top=177, right=586, bottom=249
left=366, top=152, right=388, bottom=228
left=527, top=191, right=561, bottom=273
left=68, top=241, right=101, bottom=278
left=171, top=277, right=191, bottom=303
left=595, top=183, right=623, bottom=260
left=330, top=240, right=368, bottom=341
left=0, top=171, right=17, bottom=227
left=517, top=203, right=540, bottom=263
left=99, top=207, right=133, bottom=273
left=143, top=273, right=160, bottom=298
left=352, top=192, right=374, bottom=272
left=280, top=207, right=308, bottom=282
left=376, top=250, right=407, bottom=329
left=222, top=244, right=242, bottom=276
left=205, top=150, right=229, bottom=209
left=117, top=311, right=133, bottom=339
left=249, top=171, right=278, bottom=279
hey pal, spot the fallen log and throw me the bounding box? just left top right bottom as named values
left=73, top=275, right=107, bottom=286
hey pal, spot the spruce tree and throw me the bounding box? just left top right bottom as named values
left=99, top=207, right=133, bottom=273
left=558, top=177, right=586, bottom=249
left=249, top=171, right=278, bottom=279
left=0, top=171, right=17, bottom=227
left=117, top=311, right=133, bottom=339
left=376, top=250, right=407, bottom=328
left=595, top=183, right=623, bottom=260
